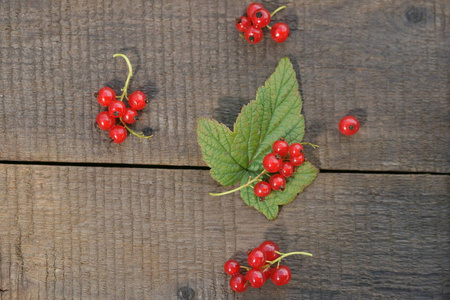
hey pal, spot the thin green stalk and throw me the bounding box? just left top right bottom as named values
left=210, top=170, right=268, bottom=196
left=271, top=5, right=286, bottom=17
left=113, top=53, right=133, bottom=101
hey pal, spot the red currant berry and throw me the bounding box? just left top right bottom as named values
left=259, top=241, right=280, bottom=261
left=263, top=153, right=282, bottom=173
left=254, top=181, right=271, bottom=198
left=224, top=260, right=240, bottom=276
left=339, top=115, right=360, bottom=136
left=263, top=268, right=272, bottom=281
left=109, top=125, right=127, bottom=144
left=280, top=162, right=294, bottom=178
left=235, top=16, right=252, bottom=32
left=247, top=2, right=265, bottom=19
left=268, top=174, right=286, bottom=191
left=270, top=22, right=290, bottom=43
left=96, top=111, right=115, bottom=131
left=97, top=86, right=116, bottom=107
left=290, top=152, right=305, bottom=167
left=272, top=139, right=289, bottom=157
left=230, top=274, right=248, bottom=293
left=245, top=268, right=265, bottom=288
left=247, top=248, right=266, bottom=269
left=289, top=143, right=304, bottom=157
left=108, top=100, right=126, bottom=118
left=128, top=90, right=148, bottom=110
left=122, top=108, right=138, bottom=124
left=270, top=265, right=292, bottom=286
left=244, top=26, right=263, bottom=44
left=251, top=8, right=271, bottom=28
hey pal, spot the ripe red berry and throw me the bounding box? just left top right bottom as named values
left=230, top=274, right=248, bottom=293
left=108, top=100, right=126, bottom=118
left=122, top=108, right=138, bottom=124
left=268, top=174, right=286, bottom=191
left=251, top=8, right=271, bottom=28
left=270, top=22, right=290, bottom=43
left=224, top=259, right=240, bottom=276
left=280, top=162, right=294, bottom=178
left=109, top=125, right=127, bottom=144
left=259, top=241, right=280, bottom=261
left=96, top=111, right=115, bottom=131
left=270, top=265, right=292, bottom=286
left=272, top=139, right=289, bottom=157
left=254, top=181, right=271, bottom=198
left=247, top=248, right=266, bottom=269
left=97, top=86, right=116, bottom=107
left=244, top=26, right=263, bottom=44
left=290, top=152, right=305, bottom=167
left=263, top=153, right=282, bottom=173
left=247, top=2, right=265, bottom=19
left=339, top=115, right=360, bottom=136
left=128, top=90, right=148, bottom=110
left=235, top=16, right=252, bottom=32
left=289, top=143, right=304, bottom=157
left=263, top=268, right=272, bottom=281
left=245, top=268, right=265, bottom=288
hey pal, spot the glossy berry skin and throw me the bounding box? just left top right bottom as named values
left=230, top=274, right=248, bottom=293
left=269, top=174, right=286, bottom=191
left=244, top=26, right=263, bottom=44
left=128, top=90, right=148, bottom=110
left=280, top=162, right=294, bottom=178
left=263, top=153, right=283, bottom=173
left=254, top=181, right=271, bottom=198
left=259, top=240, right=280, bottom=261
left=270, top=265, right=292, bottom=286
left=271, top=22, right=290, bottom=43
left=263, top=268, right=272, bottom=281
left=224, top=260, right=240, bottom=276
left=272, top=139, right=289, bottom=157
left=108, top=100, right=126, bottom=118
left=122, top=108, right=138, bottom=124
left=96, top=111, right=115, bottom=131
left=247, top=2, right=265, bottom=19
left=251, top=8, right=271, bottom=28
left=109, top=125, right=127, bottom=144
left=235, top=16, right=252, bottom=32
left=289, top=143, right=304, bottom=157
left=290, top=153, right=305, bottom=167
left=247, top=248, right=266, bottom=269
left=97, top=87, right=116, bottom=107
left=339, top=115, right=360, bottom=136
left=245, top=269, right=265, bottom=288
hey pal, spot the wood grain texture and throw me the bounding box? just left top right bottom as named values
left=0, top=164, right=448, bottom=299
left=0, top=0, right=448, bottom=172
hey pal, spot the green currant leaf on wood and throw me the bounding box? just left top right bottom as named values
left=197, top=57, right=319, bottom=220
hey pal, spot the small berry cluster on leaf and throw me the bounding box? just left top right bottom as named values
left=224, top=240, right=312, bottom=293
left=95, top=54, right=152, bottom=143
left=235, top=2, right=290, bottom=44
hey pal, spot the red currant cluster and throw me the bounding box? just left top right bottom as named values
left=235, top=2, right=290, bottom=44
left=224, top=240, right=312, bottom=293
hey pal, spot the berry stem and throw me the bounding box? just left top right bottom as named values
left=267, top=251, right=313, bottom=266
left=209, top=170, right=268, bottom=196
left=267, top=25, right=272, bottom=30
left=300, top=142, right=319, bottom=149
left=240, top=265, right=250, bottom=271
left=113, top=53, right=133, bottom=101
left=270, top=5, right=286, bottom=17
left=120, top=121, right=152, bottom=141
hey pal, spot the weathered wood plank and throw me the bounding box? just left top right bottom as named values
left=0, top=0, right=448, bottom=172
left=0, top=164, right=448, bottom=299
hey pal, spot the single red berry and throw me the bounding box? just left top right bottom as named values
left=263, top=153, right=283, bottom=173
left=244, top=26, right=263, bottom=44
left=270, top=22, right=290, bottom=43
left=235, top=16, right=252, bottom=32
left=96, top=111, right=115, bottom=131
left=259, top=241, right=280, bottom=261
left=97, top=86, right=116, bottom=107
left=247, top=248, right=266, bottom=269
left=128, top=90, right=148, bottom=110
left=122, top=108, right=138, bottom=124
left=272, top=139, right=289, bottom=157
left=230, top=274, right=248, bottom=293
left=270, top=265, right=292, bottom=286
left=254, top=181, right=271, bottom=198
left=289, top=143, right=304, bottom=157
left=224, top=260, right=240, bottom=276
left=109, top=125, right=127, bottom=144
left=108, top=100, right=126, bottom=118
left=251, top=8, right=271, bottom=28
left=262, top=268, right=272, bottom=281
left=247, top=2, right=265, bottom=19
left=280, top=162, right=294, bottom=178
left=339, top=115, right=360, bottom=136
left=268, top=174, right=286, bottom=191
left=290, top=153, right=305, bottom=167
left=245, top=268, right=265, bottom=288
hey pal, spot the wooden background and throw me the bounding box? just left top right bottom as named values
left=0, top=0, right=448, bottom=299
